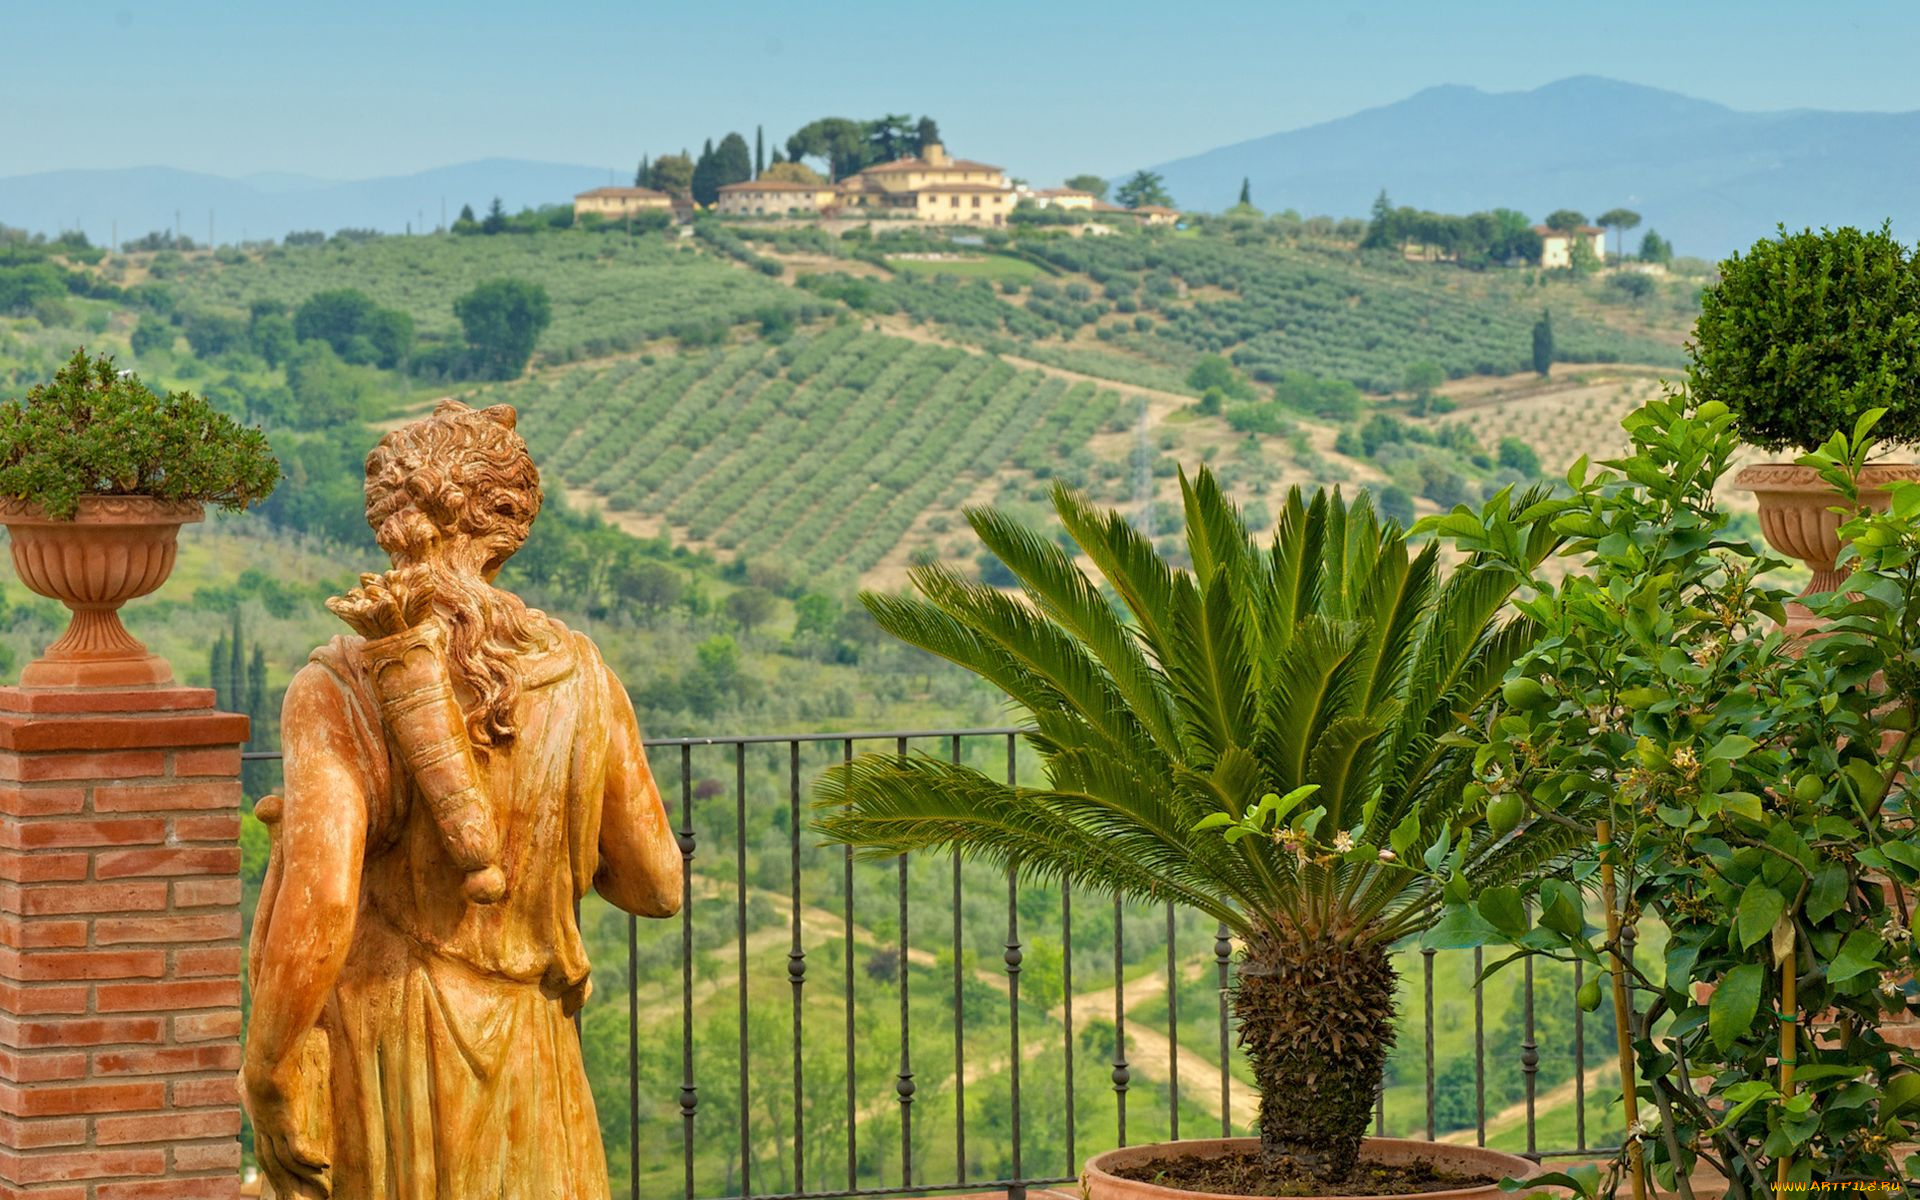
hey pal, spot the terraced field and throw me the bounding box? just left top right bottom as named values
left=495, top=328, right=1128, bottom=577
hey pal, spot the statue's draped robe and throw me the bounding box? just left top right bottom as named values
left=293, top=623, right=616, bottom=1200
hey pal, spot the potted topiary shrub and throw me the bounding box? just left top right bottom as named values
left=814, top=471, right=1570, bottom=1199
left=0, top=350, right=278, bottom=687
left=1694, top=222, right=1920, bottom=632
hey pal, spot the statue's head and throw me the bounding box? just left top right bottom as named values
left=362, top=400, right=545, bottom=746
left=363, top=400, right=543, bottom=580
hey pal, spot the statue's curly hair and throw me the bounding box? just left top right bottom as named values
left=363, top=400, right=546, bottom=746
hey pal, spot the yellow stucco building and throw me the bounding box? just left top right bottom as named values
left=573, top=186, right=674, bottom=221
left=716, top=179, right=836, bottom=217
left=830, top=143, right=1014, bottom=225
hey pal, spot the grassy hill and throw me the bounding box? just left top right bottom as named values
left=0, top=215, right=1697, bottom=1184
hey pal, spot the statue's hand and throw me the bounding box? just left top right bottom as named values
left=326, top=564, right=438, bottom=639
left=242, top=1058, right=332, bottom=1199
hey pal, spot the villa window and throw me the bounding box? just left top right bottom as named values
left=951, top=196, right=959, bottom=208
left=971, top=197, right=980, bottom=208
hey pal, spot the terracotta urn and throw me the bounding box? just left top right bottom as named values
left=1734, top=462, right=1920, bottom=633
left=1082, top=1137, right=1538, bottom=1200
left=0, top=495, right=204, bottom=688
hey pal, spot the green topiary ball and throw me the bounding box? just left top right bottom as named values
left=1688, top=222, right=1920, bottom=453
left=0, top=350, right=279, bottom=520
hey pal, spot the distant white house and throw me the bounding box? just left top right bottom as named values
left=1534, top=224, right=1607, bottom=269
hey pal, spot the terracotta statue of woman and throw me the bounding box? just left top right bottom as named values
left=240, top=400, right=683, bottom=1199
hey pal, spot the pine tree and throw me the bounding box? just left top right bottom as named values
left=754, top=127, right=764, bottom=179
left=458, top=203, right=476, bottom=224
left=1238, top=177, right=1252, bottom=206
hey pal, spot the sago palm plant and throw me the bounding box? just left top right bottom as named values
left=814, top=470, right=1577, bottom=1185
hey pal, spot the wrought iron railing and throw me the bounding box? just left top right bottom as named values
left=241, top=727, right=1619, bottom=1199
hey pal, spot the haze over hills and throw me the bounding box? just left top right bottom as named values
left=7, top=77, right=1915, bottom=259
left=1144, top=76, right=1920, bottom=259
left=0, top=158, right=619, bottom=245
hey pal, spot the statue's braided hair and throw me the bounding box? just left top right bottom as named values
left=363, top=400, right=545, bottom=746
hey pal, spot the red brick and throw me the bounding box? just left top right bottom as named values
left=0, top=919, right=88, bottom=951
left=3, top=750, right=168, bottom=784
left=171, top=947, right=242, bottom=978
left=170, top=1012, right=241, bottom=1044
left=0, top=687, right=216, bottom=716
left=0, top=983, right=87, bottom=1016
left=0, top=787, right=86, bottom=818
left=95, top=1106, right=240, bottom=1146
left=170, top=879, right=240, bottom=909
left=0, top=949, right=164, bottom=983
left=0, top=1048, right=86, bottom=1083
left=165, top=1077, right=236, bottom=1108
left=92, top=1043, right=240, bottom=1077
left=0, top=1183, right=86, bottom=1200
left=92, top=847, right=240, bottom=881
left=3, top=881, right=169, bottom=917
left=170, top=1140, right=241, bottom=1171
left=0, top=713, right=245, bottom=754
left=0, top=1079, right=164, bottom=1116
left=0, top=1144, right=165, bottom=1183
left=171, top=747, right=243, bottom=777
left=0, top=1114, right=85, bottom=1149
left=169, top=814, right=241, bottom=844
left=0, top=819, right=165, bottom=852
left=91, top=782, right=239, bottom=814
left=0, top=1016, right=165, bottom=1049
left=0, top=854, right=88, bottom=885
left=94, top=914, right=240, bottom=946
left=93, top=980, right=239, bottom=1014
left=100, top=1177, right=240, bottom=1200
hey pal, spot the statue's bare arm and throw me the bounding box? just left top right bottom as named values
left=241, top=665, right=369, bottom=1196
left=595, top=662, right=683, bottom=917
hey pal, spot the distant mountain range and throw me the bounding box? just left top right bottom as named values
left=0, top=158, right=621, bottom=247
left=1143, top=76, right=1920, bottom=259
left=6, top=78, right=1916, bottom=259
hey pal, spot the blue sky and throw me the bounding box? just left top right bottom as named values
left=5, top=0, right=1917, bottom=183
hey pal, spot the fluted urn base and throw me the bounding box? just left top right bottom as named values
left=1735, top=462, right=1920, bottom=636
left=0, top=496, right=204, bottom=689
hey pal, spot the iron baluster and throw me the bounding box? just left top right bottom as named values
left=678, top=744, right=696, bottom=1200
left=788, top=740, right=807, bottom=1193
left=735, top=744, right=750, bottom=1198
left=1113, top=899, right=1129, bottom=1148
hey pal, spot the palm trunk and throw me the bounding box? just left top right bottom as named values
left=1233, top=927, right=1398, bottom=1185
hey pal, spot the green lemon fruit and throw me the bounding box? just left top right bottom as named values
left=1502, top=677, right=1550, bottom=712
left=1577, top=976, right=1603, bottom=1012
left=1486, top=792, right=1523, bottom=837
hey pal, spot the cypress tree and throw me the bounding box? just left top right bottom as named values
left=208, top=634, right=231, bottom=712
left=691, top=138, right=719, bottom=207
left=1239, top=177, right=1251, bottom=206
left=1532, top=309, right=1554, bottom=377
left=227, top=610, right=246, bottom=714
left=754, top=127, right=764, bottom=179
left=635, top=155, right=651, bottom=188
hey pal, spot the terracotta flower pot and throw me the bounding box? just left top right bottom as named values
left=1734, top=462, right=1920, bottom=633
left=1082, top=1137, right=1537, bottom=1200
left=0, top=495, right=204, bottom=688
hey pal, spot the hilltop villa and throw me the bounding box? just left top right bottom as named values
left=1535, top=223, right=1608, bottom=269
left=572, top=185, right=674, bottom=221
left=715, top=142, right=1015, bottom=224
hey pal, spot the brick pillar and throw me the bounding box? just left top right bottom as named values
left=0, top=686, right=248, bottom=1199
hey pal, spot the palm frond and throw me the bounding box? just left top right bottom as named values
left=814, top=754, right=1250, bottom=930
left=969, top=499, right=1182, bottom=756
